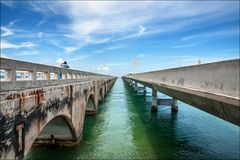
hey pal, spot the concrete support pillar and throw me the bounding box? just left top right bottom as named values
left=130, top=80, right=133, bottom=86
left=143, top=86, right=146, bottom=93
left=151, top=89, right=157, bottom=112
left=134, top=82, right=138, bottom=91
left=171, top=98, right=178, bottom=112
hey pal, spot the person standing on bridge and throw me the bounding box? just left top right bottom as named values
left=61, top=61, right=69, bottom=69
left=59, top=61, right=69, bottom=80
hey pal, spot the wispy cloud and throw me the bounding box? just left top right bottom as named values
left=106, top=44, right=126, bottom=50
left=97, top=65, right=110, bottom=73
left=182, top=29, right=239, bottom=41
left=38, top=32, right=43, bottom=38
left=36, top=20, right=46, bottom=27
left=16, top=1, right=238, bottom=51
left=138, top=26, right=146, bottom=36
left=1, top=1, right=15, bottom=8
left=1, top=27, right=14, bottom=36
left=137, top=54, right=146, bottom=58
left=68, top=55, right=90, bottom=61
left=173, top=40, right=208, bottom=48
left=17, top=50, right=40, bottom=56
left=8, top=20, right=19, bottom=27
left=0, top=53, right=9, bottom=58
left=105, top=62, right=130, bottom=67
left=1, top=40, right=38, bottom=49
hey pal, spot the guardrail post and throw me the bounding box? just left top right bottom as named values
left=7, top=69, right=16, bottom=81
left=46, top=72, right=50, bottom=80
left=32, top=71, right=37, bottom=81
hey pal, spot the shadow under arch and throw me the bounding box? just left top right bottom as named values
left=33, top=115, right=77, bottom=147
left=86, top=94, right=97, bottom=115
left=98, top=88, right=104, bottom=103
left=104, top=84, right=107, bottom=95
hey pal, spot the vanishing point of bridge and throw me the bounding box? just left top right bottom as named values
left=0, top=58, right=239, bottom=159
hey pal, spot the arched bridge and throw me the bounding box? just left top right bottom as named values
left=0, top=58, right=117, bottom=159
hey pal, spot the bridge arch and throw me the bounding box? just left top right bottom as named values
left=35, top=115, right=77, bottom=143
left=86, top=93, right=97, bottom=115
left=25, top=115, right=77, bottom=157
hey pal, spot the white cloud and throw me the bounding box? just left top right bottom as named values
left=1, top=40, right=38, bottom=49
left=1, top=1, right=15, bottom=8
left=57, top=58, right=64, bottom=64
left=138, top=26, right=146, bottom=36
left=22, top=1, right=238, bottom=50
left=173, top=40, right=208, bottom=48
left=68, top=55, right=90, bottom=61
left=0, top=53, right=9, bottom=58
left=38, top=32, right=43, bottom=38
left=182, top=29, right=239, bottom=41
left=97, top=65, right=110, bottom=73
left=51, top=41, right=82, bottom=54
left=105, top=63, right=129, bottom=67
left=137, top=54, right=146, bottom=58
left=36, top=20, right=46, bottom=27
left=1, top=27, right=14, bottom=37
left=55, top=1, right=235, bottom=41
left=8, top=20, right=19, bottom=27
left=64, top=46, right=81, bottom=53
left=17, top=50, right=40, bottom=56
left=106, top=44, right=126, bottom=50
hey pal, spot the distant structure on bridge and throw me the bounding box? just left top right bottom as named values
left=0, top=58, right=117, bottom=159
left=123, top=59, right=240, bottom=126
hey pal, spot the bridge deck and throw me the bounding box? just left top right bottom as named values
left=123, top=59, right=240, bottom=126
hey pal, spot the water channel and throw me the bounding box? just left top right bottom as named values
left=27, top=78, right=240, bottom=159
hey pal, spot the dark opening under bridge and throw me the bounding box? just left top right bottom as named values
left=0, top=58, right=239, bottom=160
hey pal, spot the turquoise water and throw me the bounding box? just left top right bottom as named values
left=27, top=78, right=240, bottom=159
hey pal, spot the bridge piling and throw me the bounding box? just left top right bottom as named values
left=151, top=89, right=158, bottom=112
left=171, top=99, right=178, bottom=112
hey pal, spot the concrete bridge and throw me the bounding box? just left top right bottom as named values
left=123, top=59, right=240, bottom=126
left=0, top=58, right=117, bottom=159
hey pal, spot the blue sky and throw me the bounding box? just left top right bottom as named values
left=1, top=1, right=239, bottom=76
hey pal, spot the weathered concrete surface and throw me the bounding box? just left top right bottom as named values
left=0, top=58, right=117, bottom=159
left=123, top=59, right=240, bottom=126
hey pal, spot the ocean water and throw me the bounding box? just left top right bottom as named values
left=27, top=78, right=240, bottom=159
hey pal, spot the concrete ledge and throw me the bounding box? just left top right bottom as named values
left=33, top=134, right=83, bottom=147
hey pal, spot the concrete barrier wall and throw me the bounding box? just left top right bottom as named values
left=127, top=59, right=239, bottom=99
left=0, top=58, right=114, bottom=92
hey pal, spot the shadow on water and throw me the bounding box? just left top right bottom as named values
left=123, top=80, right=180, bottom=159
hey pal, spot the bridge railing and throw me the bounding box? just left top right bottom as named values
left=125, top=59, right=240, bottom=99
left=0, top=58, right=112, bottom=91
